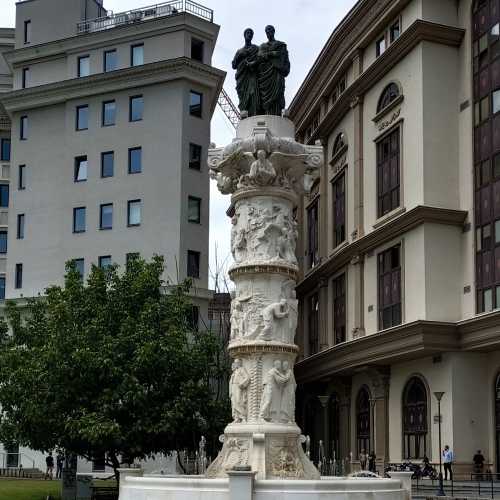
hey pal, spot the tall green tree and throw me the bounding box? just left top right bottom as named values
left=0, top=256, right=229, bottom=478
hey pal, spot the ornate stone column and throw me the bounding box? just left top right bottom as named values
left=206, top=115, right=323, bottom=480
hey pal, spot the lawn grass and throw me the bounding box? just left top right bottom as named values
left=0, top=479, right=61, bottom=500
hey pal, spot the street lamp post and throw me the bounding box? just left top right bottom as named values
left=434, top=391, right=445, bottom=497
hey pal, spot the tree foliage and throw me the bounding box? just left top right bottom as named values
left=0, top=256, right=229, bottom=473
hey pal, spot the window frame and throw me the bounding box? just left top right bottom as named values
left=188, top=196, right=202, bottom=224
left=74, top=156, right=88, bottom=183
left=17, top=213, right=25, bottom=240
left=20, top=116, right=28, bottom=141
left=103, top=49, right=117, bottom=72
left=308, top=293, right=319, bottom=355
left=129, top=95, right=144, bottom=122
left=73, top=207, right=86, bottom=234
left=98, top=255, right=112, bottom=270
left=100, top=151, right=114, bottom=178
left=356, top=387, right=371, bottom=455
left=402, top=377, right=429, bottom=460
left=378, top=244, right=402, bottom=330
left=191, top=38, right=204, bottom=62
left=189, top=90, right=203, bottom=118
left=128, top=147, right=142, bottom=174
left=189, top=143, right=202, bottom=170
left=99, top=203, right=113, bottom=230
left=0, top=231, right=7, bottom=254
left=76, top=104, right=89, bottom=131
left=78, top=55, right=90, bottom=78
left=130, top=43, right=144, bottom=67
left=22, top=67, right=29, bottom=89
left=332, top=172, right=346, bottom=248
left=15, top=263, right=22, bottom=289
left=0, top=184, right=8, bottom=208
left=18, top=165, right=26, bottom=190
left=24, top=20, right=31, bottom=45
left=1, top=138, right=11, bottom=162
left=187, top=250, right=201, bottom=278
left=73, top=258, right=84, bottom=280
left=333, top=273, right=346, bottom=345
left=127, top=199, right=142, bottom=227
left=307, top=199, right=319, bottom=268
left=0, top=276, right=5, bottom=300
left=102, top=100, right=116, bottom=127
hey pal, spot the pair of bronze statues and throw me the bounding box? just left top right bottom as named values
left=232, top=25, right=290, bottom=117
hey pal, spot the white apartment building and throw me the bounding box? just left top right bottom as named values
left=290, top=0, right=500, bottom=477
left=0, top=0, right=224, bottom=473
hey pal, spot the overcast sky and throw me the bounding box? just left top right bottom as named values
left=0, top=0, right=357, bottom=289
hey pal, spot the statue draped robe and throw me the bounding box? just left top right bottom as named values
left=258, top=40, right=290, bottom=116
left=232, top=44, right=260, bottom=117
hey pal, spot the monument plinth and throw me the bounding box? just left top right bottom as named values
left=206, top=115, right=321, bottom=480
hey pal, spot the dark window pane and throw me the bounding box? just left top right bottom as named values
left=22, top=67, right=29, bottom=89
left=189, top=91, right=202, bottom=117
left=128, top=147, right=142, bottom=174
left=76, top=105, right=89, bottom=130
left=100, top=204, right=113, bottom=230
left=24, top=20, right=31, bottom=44
left=189, top=143, right=202, bottom=170
left=17, top=214, right=24, bottom=239
left=101, top=151, right=114, bottom=178
left=129, top=95, right=143, bottom=122
left=73, top=207, right=86, bottom=233
left=15, top=263, right=22, bottom=289
left=187, top=250, right=200, bottom=278
left=104, top=50, right=117, bottom=72
left=73, top=258, right=84, bottom=279
left=0, top=231, right=7, bottom=253
left=390, top=20, right=400, bottom=42
left=20, top=116, right=28, bottom=140
left=0, top=276, right=5, bottom=300
left=188, top=196, right=201, bottom=223
left=1, top=139, right=11, bottom=161
left=332, top=173, right=346, bottom=247
left=102, top=101, right=116, bottom=126
left=0, top=185, right=9, bottom=207
left=191, top=38, right=204, bottom=62
left=377, top=128, right=400, bottom=217
left=98, top=255, right=112, bottom=269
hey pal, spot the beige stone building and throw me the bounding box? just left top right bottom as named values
left=289, top=0, right=500, bottom=476
left=0, top=0, right=223, bottom=473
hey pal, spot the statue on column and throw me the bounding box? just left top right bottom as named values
left=232, top=28, right=260, bottom=117
left=257, top=25, right=290, bottom=116
left=259, top=360, right=291, bottom=421
left=280, top=361, right=296, bottom=423
left=230, top=359, right=250, bottom=422
left=260, top=299, right=289, bottom=341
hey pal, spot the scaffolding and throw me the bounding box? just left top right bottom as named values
left=217, top=88, right=240, bottom=129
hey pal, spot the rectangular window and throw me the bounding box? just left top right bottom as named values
left=76, top=105, right=89, bottom=131
left=17, top=214, right=25, bottom=239
left=389, top=20, right=400, bottom=43
left=15, top=263, right=22, bottom=289
left=189, top=143, right=202, bottom=170
left=333, top=273, right=346, bottom=344
left=1, top=139, right=10, bottom=161
left=377, top=127, right=400, bottom=218
left=129, top=95, right=144, bottom=122
left=24, top=20, right=31, bottom=44
left=98, top=255, right=112, bottom=269
left=22, top=67, right=29, bottom=89
left=18, top=165, right=26, bottom=190
left=127, top=199, right=141, bottom=226
left=100, top=203, right=113, bottom=230
left=187, top=250, right=200, bottom=278
left=73, top=207, right=86, bottom=233
left=128, top=147, right=142, bottom=174
left=131, top=44, right=144, bottom=66
left=20, top=116, right=28, bottom=140
left=0, top=231, right=7, bottom=254
left=102, top=100, right=116, bottom=126
left=332, top=173, right=346, bottom=248
left=376, top=36, right=386, bottom=57
left=308, top=293, right=319, bottom=355
left=104, top=49, right=117, bottom=72
left=0, top=185, right=8, bottom=207
left=73, top=258, right=84, bottom=279
left=78, top=55, right=90, bottom=77
left=187, top=195, right=201, bottom=224
left=378, top=245, right=402, bottom=330
left=189, top=91, right=203, bottom=117
left=191, top=38, right=204, bottom=62
left=74, top=156, right=88, bottom=182
left=0, top=277, right=5, bottom=300
left=307, top=201, right=319, bottom=268
left=101, top=151, right=114, bottom=178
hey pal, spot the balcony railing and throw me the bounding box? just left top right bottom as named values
left=77, top=0, right=213, bottom=34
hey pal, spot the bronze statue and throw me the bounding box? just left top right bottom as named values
left=257, top=25, right=290, bottom=116
left=232, top=28, right=260, bottom=117
left=232, top=26, right=290, bottom=117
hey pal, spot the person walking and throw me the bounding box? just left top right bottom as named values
left=359, top=449, right=368, bottom=470
left=473, top=450, right=485, bottom=480
left=56, top=452, right=64, bottom=479
left=45, top=452, right=54, bottom=480
left=443, top=445, right=454, bottom=481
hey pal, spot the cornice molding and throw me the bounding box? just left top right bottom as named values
left=293, top=20, right=465, bottom=141
left=1, top=57, right=226, bottom=116
left=296, top=205, right=468, bottom=296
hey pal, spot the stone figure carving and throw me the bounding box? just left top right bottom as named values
left=230, top=359, right=250, bottom=422
left=261, top=299, right=289, bottom=341
left=230, top=294, right=244, bottom=340
left=259, top=360, right=291, bottom=421
left=231, top=213, right=248, bottom=262
left=232, top=28, right=260, bottom=117
left=280, top=361, right=296, bottom=423
left=248, top=149, right=276, bottom=185
left=258, top=26, right=290, bottom=116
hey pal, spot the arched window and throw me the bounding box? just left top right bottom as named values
left=332, top=133, right=346, bottom=158
left=377, top=83, right=400, bottom=113
left=402, top=377, right=428, bottom=459
left=356, top=387, right=371, bottom=454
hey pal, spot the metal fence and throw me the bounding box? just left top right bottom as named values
left=413, top=475, right=500, bottom=499
left=77, top=0, right=213, bottom=34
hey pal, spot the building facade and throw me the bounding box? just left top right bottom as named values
left=289, top=0, right=500, bottom=476
left=0, top=0, right=223, bottom=473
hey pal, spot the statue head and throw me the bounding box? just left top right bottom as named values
left=265, top=25, right=276, bottom=42
left=256, top=149, right=266, bottom=161
left=282, top=360, right=289, bottom=371
left=244, top=28, right=254, bottom=44
left=273, top=359, right=282, bottom=370
left=234, top=358, right=242, bottom=368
